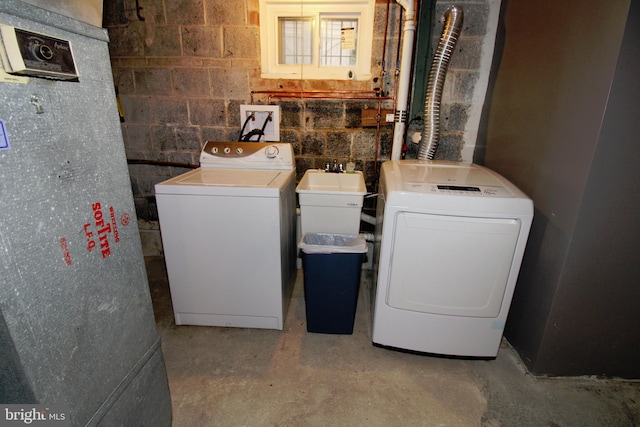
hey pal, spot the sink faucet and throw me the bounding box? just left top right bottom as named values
left=325, top=159, right=344, bottom=173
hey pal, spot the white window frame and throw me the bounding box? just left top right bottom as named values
left=259, top=0, right=375, bottom=81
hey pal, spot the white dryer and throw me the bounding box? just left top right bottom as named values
left=155, top=141, right=297, bottom=330
left=371, top=160, right=533, bottom=357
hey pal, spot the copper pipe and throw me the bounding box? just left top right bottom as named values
left=251, top=90, right=393, bottom=103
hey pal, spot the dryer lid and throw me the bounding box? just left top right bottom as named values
left=390, top=161, right=516, bottom=197
left=401, top=161, right=500, bottom=186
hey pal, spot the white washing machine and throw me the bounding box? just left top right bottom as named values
left=371, top=160, right=533, bottom=357
left=155, top=141, right=297, bottom=330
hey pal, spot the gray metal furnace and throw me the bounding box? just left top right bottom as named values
left=0, top=1, right=171, bottom=424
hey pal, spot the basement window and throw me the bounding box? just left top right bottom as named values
left=259, top=0, right=375, bottom=81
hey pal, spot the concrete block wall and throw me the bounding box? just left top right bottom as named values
left=103, top=0, right=499, bottom=230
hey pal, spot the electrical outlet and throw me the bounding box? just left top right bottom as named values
left=239, top=105, right=280, bottom=142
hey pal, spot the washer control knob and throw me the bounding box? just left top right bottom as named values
left=265, top=145, right=279, bottom=158
left=224, top=147, right=231, bottom=154
left=236, top=147, right=244, bottom=155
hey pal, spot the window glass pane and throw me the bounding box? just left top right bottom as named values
left=320, top=18, right=358, bottom=66
left=278, top=17, right=313, bottom=65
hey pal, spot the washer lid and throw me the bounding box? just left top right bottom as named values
left=155, top=168, right=294, bottom=197
left=178, top=169, right=282, bottom=187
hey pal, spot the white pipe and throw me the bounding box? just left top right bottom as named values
left=360, top=212, right=376, bottom=225
left=361, top=232, right=375, bottom=242
left=390, top=0, right=416, bottom=161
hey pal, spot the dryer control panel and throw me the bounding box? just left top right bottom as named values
left=430, top=184, right=513, bottom=197
left=404, top=182, right=514, bottom=197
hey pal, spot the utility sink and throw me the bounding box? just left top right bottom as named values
left=296, top=169, right=367, bottom=235
left=296, top=169, right=367, bottom=195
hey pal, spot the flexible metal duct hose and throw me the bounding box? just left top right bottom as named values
left=418, top=5, right=464, bottom=160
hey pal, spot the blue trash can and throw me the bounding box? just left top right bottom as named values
left=299, top=233, right=368, bottom=334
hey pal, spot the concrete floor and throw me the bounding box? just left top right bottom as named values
left=145, top=257, right=640, bottom=426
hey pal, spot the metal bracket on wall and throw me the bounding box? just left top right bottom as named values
left=111, top=0, right=145, bottom=24
left=134, top=0, right=145, bottom=21
left=30, top=94, right=44, bottom=114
